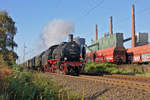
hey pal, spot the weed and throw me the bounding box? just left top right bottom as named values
left=84, top=63, right=119, bottom=74
left=0, top=66, right=82, bottom=100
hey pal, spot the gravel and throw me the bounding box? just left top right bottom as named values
left=47, top=73, right=150, bottom=100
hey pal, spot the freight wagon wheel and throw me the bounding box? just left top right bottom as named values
left=117, top=59, right=122, bottom=65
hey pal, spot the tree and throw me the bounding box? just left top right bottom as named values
left=0, top=10, right=18, bottom=65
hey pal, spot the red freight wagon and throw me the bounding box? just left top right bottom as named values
left=86, top=46, right=126, bottom=64
left=127, top=44, right=150, bottom=63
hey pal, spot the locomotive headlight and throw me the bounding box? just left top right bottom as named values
left=64, top=57, right=67, bottom=61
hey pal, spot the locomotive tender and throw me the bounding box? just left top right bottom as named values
left=25, top=34, right=85, bottom=75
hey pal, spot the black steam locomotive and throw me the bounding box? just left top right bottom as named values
left=24, top=34, right=85, bottom=75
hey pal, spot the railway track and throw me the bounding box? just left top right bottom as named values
left=48, top=72, right=150, bottom=100
left=49, top=73, right=150, bottom=93
left=103, top=74, right=150, bottom=83
left=80, top=75, right=150, bottom=93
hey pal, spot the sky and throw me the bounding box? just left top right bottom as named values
left=1, top=0, right=150, bottom=63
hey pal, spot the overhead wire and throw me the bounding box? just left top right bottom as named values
left=115, top=0, right=150, bottom=27
left=77, top=0, right=105, bottom=41
left=78, top=0, right=150, bottom=43
left=84, top=0, right=105, bottom=16
left=77, top=0, right=105, bottom=20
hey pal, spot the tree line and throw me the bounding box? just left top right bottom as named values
left=0, top=10, right=18, bottom=66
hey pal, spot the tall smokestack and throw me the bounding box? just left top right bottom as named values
left=110, top=16, right=113, bottom=35
left=95, top=24, right=98, bottom=40
left=68, top=34, right=73, bottom=42
left=132, top=4, right=136, bottom=48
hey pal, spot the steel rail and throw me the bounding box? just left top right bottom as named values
left=48, top=73, right=150, bottom=93
left=104, top=74, right=150, bottom=82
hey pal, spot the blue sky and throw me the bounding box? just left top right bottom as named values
left=1, top=0, right=150, bottom=63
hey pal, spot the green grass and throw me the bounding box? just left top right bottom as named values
left=84, top=63, right=146, bottom=75
left=117, top=64, right=145, bottom=75
left=0, top=70, right=59, bottom=100
left=0, top=65, right=82, bottom=100
left=84, top=63, right=119, bottom=74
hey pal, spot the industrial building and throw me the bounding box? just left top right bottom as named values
left=135, top=32, right=148, bottom=46
left=89, top=33, right=124, bottom=51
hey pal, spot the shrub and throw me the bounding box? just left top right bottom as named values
left=0, top=66, right=82, bottom=100
left=84, top=63, right=147, bottom=75
left=0, top=54, right=6, bottom=68
left=0, top=70, right=60, bottom=100
left=84, top=63, right=119, bottom=74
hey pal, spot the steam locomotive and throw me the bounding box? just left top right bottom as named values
left=24, top=34, right=85, bottom=75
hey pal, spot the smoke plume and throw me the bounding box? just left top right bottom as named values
left=38, top=19, right=74, bottom=51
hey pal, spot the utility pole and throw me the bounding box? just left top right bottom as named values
left=23, top=43, right=27, bottom=62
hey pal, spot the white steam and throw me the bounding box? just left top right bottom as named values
left=39, top=19, right=74, bottom=50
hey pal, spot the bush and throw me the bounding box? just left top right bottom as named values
left=0, top=63, right=84, bottom=100
left=0, top=70, right=59, bottom=100
left=117, top=64, right=144, bottom=75
left=84, top=63, right=119, bottom=74
left=84, top=63, right=147, bottom=75
left=0, top=54, right=6, bottom=68
left=0, top=67, right=80, bottom=100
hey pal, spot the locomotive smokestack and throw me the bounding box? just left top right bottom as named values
left=110, top=16, right=113, bottom=34
left=95, top=24, right=98, bottom=40
left=132, top=4, right=136, bottom=48
left=68, top=34, right=73, bottom=42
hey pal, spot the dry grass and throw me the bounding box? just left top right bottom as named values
left=0, top=53, right=6, bottom=67
left=0, top=66, right=82, bottom=100
left=136, top=72, right=150, bottom=77
left=0, top=66, right=14, bottom=80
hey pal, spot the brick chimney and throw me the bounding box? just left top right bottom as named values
left=95, top=24, right=98, bottom=40
left=132, top=4, right=136, bottom=48
left=110, top=16, right=113, bottom=34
